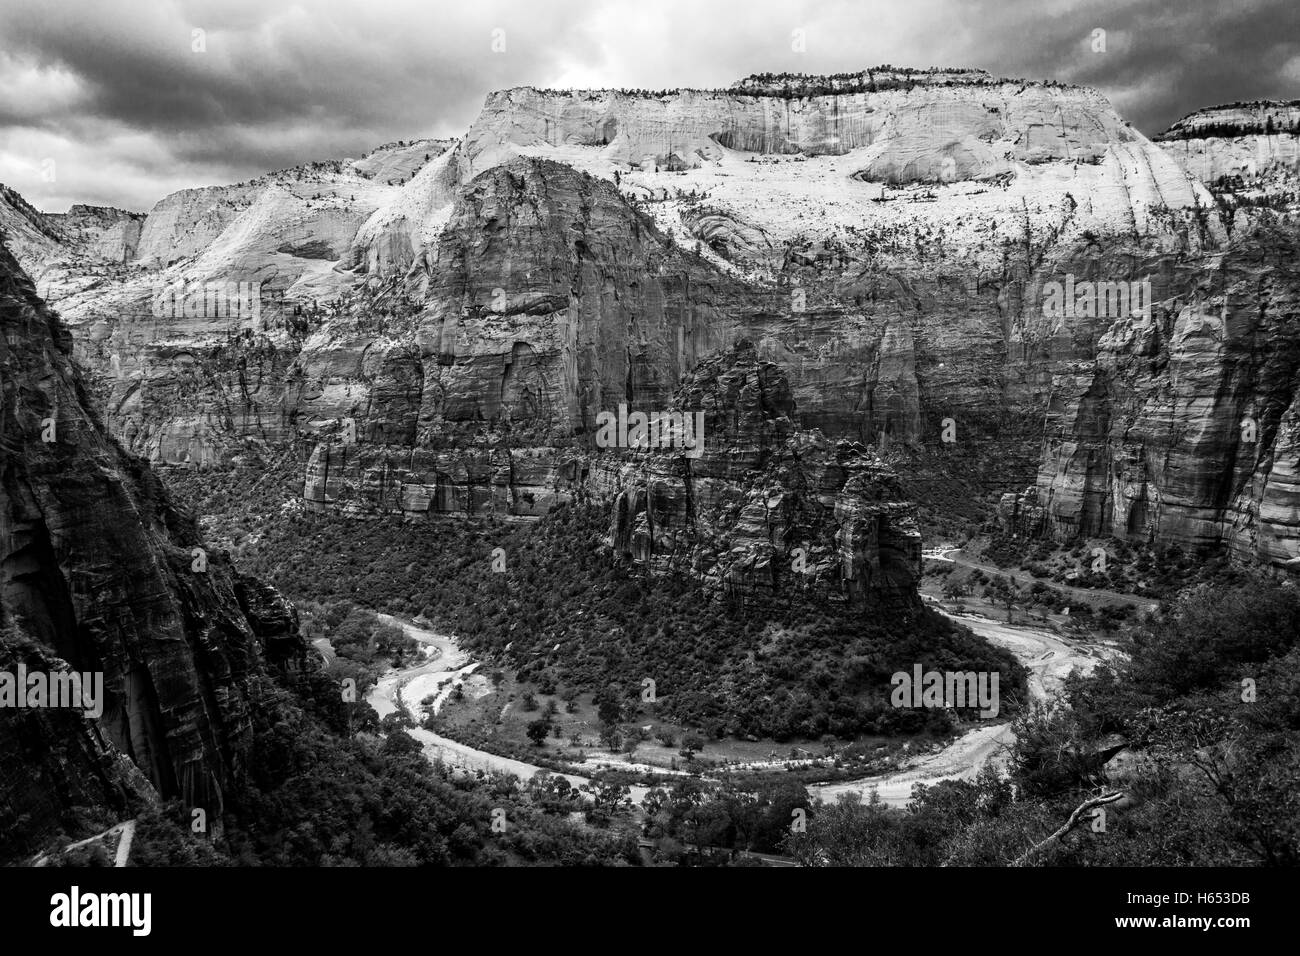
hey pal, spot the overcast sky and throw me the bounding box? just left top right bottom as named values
left=2, top=0, right=1297, bottom=213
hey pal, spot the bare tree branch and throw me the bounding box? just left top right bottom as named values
left=1010, top=791, right=1125, bottom=867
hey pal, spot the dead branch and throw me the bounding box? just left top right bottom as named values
left=1010, top=791, right=1125, bottom=867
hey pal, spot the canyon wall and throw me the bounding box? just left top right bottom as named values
left=1001, top=102, right=1300, bottom=560
left=0, top=239, right=302, bottom=856
left=459, top=73, right=1141, bottom=183
left=11, top=72, right=1300, bottom=567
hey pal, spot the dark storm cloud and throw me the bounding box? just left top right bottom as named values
left=0, top=0, right=604, bottom=209
left=0, top=0, right=1296, bottom=212
left=953, top=0, right=1300, bottom=132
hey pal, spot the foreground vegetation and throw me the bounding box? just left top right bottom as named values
left=782, top=572, right=1300, bottom=865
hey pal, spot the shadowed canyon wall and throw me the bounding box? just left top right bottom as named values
left=0, top=239, right=302, bottom=855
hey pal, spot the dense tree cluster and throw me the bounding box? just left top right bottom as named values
left=216, top=492, right=1026, bottom=740
left=123, top=678, right=637, bottom=866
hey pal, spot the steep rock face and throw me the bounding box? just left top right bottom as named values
left=134, top=183, right=260, bottom=268
left=0, top=184, right=65, bottom=272
left=0, top=635, right=158, bottom=861
left=34, top=71, right=1216, bottom=475
left=349, top=143, right=462, bottom=275
left=443, top=68, right=1217, bottom=461
left=133, top=140, right=453, bottom=273
left=294, top=121, right=1216, bottom=521
left=1156, top=101, right=1300, bottom=234
left=1, top=189, right=146, bottom=295
left=35, top=141, right=458, bottom=464
left=598, top=342, right=921, bottom=606
left=233, top=574, right=305, bottom=671
left=20, top=69, right=1300, bottom=568
left=1015, top=226, right=1300, bottom=561
left=301, top=156, right=752, bottom=516
left=460, top=71, right=1143, bottom=184
left=0, top=238, right=301, bottom=852
left=107, top=331, right=300, bottom=466
left=1000, top=109, right=1300, bottom=562
left=45, top=205, right=145, bottom=264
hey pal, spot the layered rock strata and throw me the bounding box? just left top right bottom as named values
left=11, top=71, right=1300, bottom=566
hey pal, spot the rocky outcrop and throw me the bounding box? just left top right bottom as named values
left=598, top=342, right=921, bottom=606
left=1160, top=101, right=1300, bottom=141
left=301, top=156, right=751, bottom=516
left=1, top=189, right=147, bottom=292
left=1156, top=101, right=1300, bottom=234
left=45, top=205, right=145, bottom=264
left=1006, top=109, right=1300, bottom=562
left=1028, top=225, right=1300, bottom=562
left=0, top=238, right=302, bottom=856
left=0, top=184, right=65, bottom=271
left=233, top=573, right=305, bottom=672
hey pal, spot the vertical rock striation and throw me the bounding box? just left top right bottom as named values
left=598, top=341, right=921, bottom=607
left=0, top=237, right=301, bottom=855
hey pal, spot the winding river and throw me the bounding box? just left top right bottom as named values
left=809, top=612, right=1115, bottom=807
left=365, top=614, right=654, bottom=803
left=364, top=610, right=1115, bottom=811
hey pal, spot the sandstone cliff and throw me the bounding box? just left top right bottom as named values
left=598, top=341, right=921, bottom=607
left=0, top=184, right=65, bottom=272
left=994, top=104, right=1300, bottom=562
left=38, top=70, right=1215, bottom=473
left=45, top=204, right=145, bottom=264
left=0, top=237, right=302, bottom=856
left=1157, top=100, right=1300, bottom=232
left=15, top=69, right=1300, bottom=567
left=1003, top=223, right=1300, bottom=561
left=301, top=155, right=751, bottom=517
